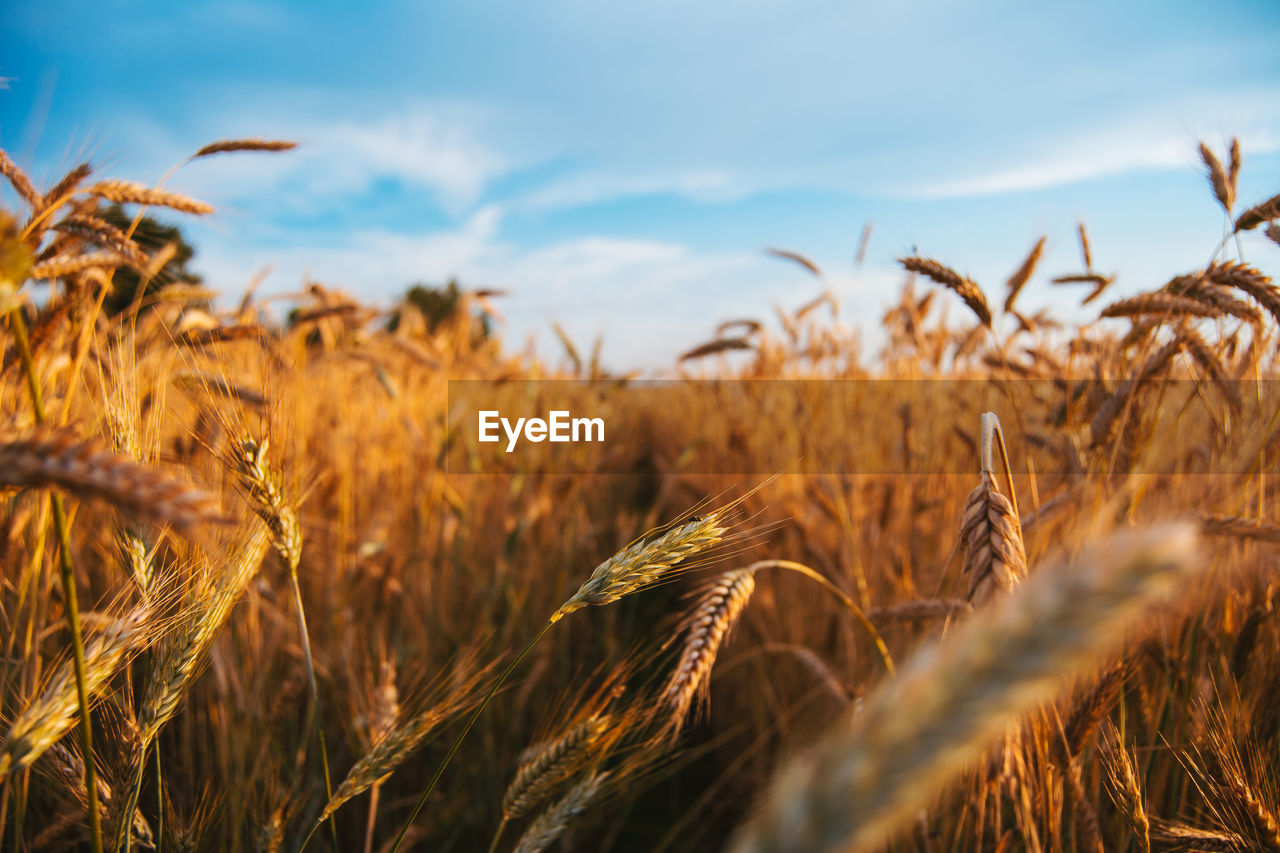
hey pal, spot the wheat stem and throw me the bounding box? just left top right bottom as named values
left=386, top=621, right=553, bottom=853
left=747, top=560, right=894, bottom=676
left=5, top=305, right=103, bottom=853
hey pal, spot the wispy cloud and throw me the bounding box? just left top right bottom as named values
left=320, top=113, right=509, bottom=210
left=899, top=91, right=1280, bottom=199
left=515, top=168, right=742, bottom=212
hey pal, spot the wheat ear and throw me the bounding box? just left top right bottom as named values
left=553, top=513, right=727, bottom=620
left=503, top=715, right=613, bottom=820
left=0, top=604, right=149, bottom=778
left=319, top=663, right=489, bottom=823
left=512, top=771, right=610, bottom=853
left=0, top=148, right=40, bottom=207
left=1004, top=236, right=1046, bottom=313
left=1099, top=722, right=1150, bottom=853
left=0, top=429, right=227, bottom=534
left=960, top=471, right=1027, bottom=605
left=387, top=510, right=733, bottom=852
left=115, top=527, right=270, bottom=851
left=662, top=569, right=757, bottom=740
left=88, top=179, right=212, bottom=215
left=728, top=523, right=1200, bottom=853
left=1200, top=141, right=1235, bottom=213
left=1234, top=191, right=1280, bottom=233
left=899, top=256, right=992, bottom=328
left=192, top=139, right=298, bottom=158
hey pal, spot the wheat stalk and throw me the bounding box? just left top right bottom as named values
left=1234, top=191, right=1280, bottom=233
left=512, top=771, right=610, bottom=853
left=192, top=139, right=298, bottom=158
left=0, top=148, right=40, bottom=207
left=729, top=523, right=1200, bottom=853
left=899, top=256, right=992, bottom=328
left=0, top=604, right=149, bottom=778
left=1099, top=722, right=1150, bottom=853
left=503, top=715, right=612, bottom=819
left=137, top=526, right=271, bottom=742
left=89, top=179, right=213, bottom=215
left=552, top=513, right=727, bottom=620
left=0, top=429, right=227, bottom=534
left=1004, top=236, right=1046, bottom=313
left=1201, top=142, right=1235, bottom=213
left=662, top=569, right=757, bottom=740
left=960, top=471, right=1027, bottom=605
left=319, top=663, right=489, bottom=823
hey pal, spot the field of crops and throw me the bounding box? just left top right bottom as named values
left=1, top=137, right=1280, bottom=852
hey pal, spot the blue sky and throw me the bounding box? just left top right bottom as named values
left=4, top=1, right=1280, bottom=368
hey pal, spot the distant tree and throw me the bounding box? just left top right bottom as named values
left=389, top=280, right=493, bottom=339
left=98, top=204, right=204, bottom=316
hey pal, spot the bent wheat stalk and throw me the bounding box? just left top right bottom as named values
left=729, top=523, right=1200, bottom=853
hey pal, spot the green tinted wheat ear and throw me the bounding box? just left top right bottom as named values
left=729, top=524, right=1200, bottom=853
left=552, top=513, right=727, bottom=621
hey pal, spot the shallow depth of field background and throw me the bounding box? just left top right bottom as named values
left=4, top=3, right=1280, bottom=853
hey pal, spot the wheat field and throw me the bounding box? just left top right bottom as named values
left=1, top=135, right=1280, bottom=852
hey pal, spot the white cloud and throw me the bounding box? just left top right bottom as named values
left=320, top=113, right=508, bottom=210
left=899, top=91, right=1280, bottom=199
left=515, top=169, right=742, bottom=212
left=106, top=102, right=512, bottom=217
left=190, top=208, right=800, bottom=369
